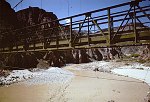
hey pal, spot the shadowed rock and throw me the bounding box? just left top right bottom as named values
left=5, top=52, right=38, bottom=69
left=79, top=49, right=91, bottom=63
left=43, top=51, right=65, bottom=67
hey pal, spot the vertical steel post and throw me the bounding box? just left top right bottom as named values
left=43, top=32, right=47, bottom=49
left=69, top=17, right=73, bottom=47
left=133, top=4, right=138, bottom=43
left=16, top=42, right=18, bottom=51
left=87, top=14, right=90, bottom=46
left=111, top=17, right=114, bottom=33
left=79, top=23, right=81, bottom=43
left=56, top=34, right=59, bottom=49
left=33, top=39, right=36, bottom=50
left=107, top=8, right=111, bottom=45
left=94, top=24, right=95, bottom=33
left=131, top=16, right=134, bottom=31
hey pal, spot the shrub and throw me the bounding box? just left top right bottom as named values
left=137, top=59, right=146, bottom=63
left=130, top=54, right=140, bottom=58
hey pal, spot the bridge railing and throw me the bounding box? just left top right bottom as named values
left=0, top=0, right=150, bottom=52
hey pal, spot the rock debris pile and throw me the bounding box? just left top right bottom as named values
left=71, top=61, right=123, bottom=73
left=0, top=67, right=74, bottom=85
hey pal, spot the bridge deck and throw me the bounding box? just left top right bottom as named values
left=1, top=30, right=150, bottom=53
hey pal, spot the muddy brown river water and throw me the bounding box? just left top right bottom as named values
left=0, top=69, right=149, bottom=102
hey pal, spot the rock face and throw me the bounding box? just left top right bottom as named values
left=16, top=7, right=58, bottom=28
left=0, top=1, right=59, bottom=48
left=5, top=52, right=38, bottom=69
left=0, top=0, right=18, bottom=48
left=0, top=0, right=18, bottom=32
left=122, top=46, right=141, bottom=55
left=139, top=45, right=150, bottom=60
left=0, top=1, right=62, bottom=69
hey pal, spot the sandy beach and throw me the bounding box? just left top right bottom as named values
left=0, top=66, right=149, bottom=102
left=0, top=83, right=69, bottom=102
left=64, top=69, right=149, bottom=102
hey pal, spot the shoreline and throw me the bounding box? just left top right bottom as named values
left=0, top=61, right=150, bottom=102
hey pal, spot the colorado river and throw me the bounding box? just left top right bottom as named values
left=112, top=68, right=150, bottom=86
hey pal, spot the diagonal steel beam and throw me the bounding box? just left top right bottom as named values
left=92, top=19, right=108, bottom=41
left=121, top=18, right=130, bottom=32
left=112, top=5, right=133, bottom=40
left=72, top=16, right=87, bottom=43
left=136, top=18, right=145, bottom=29
left=137, top=5, right=150, bottom=20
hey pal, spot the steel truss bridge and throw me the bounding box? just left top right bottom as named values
left=0, top=0, right=150, bottom=53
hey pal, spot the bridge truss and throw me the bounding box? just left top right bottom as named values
left=0, top=0, right=150, bottom=53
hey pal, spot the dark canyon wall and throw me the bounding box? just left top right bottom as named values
left=16, top=6, right=58, bottom=28
left=0, top=0, right=18, bottom=32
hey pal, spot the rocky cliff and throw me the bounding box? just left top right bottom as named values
left=0, top=0, right=59, bottom=49
left=0, top=0, right=18, bottom=32
left=16, top=6, right=58, bottom=28
left=0, top=0, right=58, bottom=29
